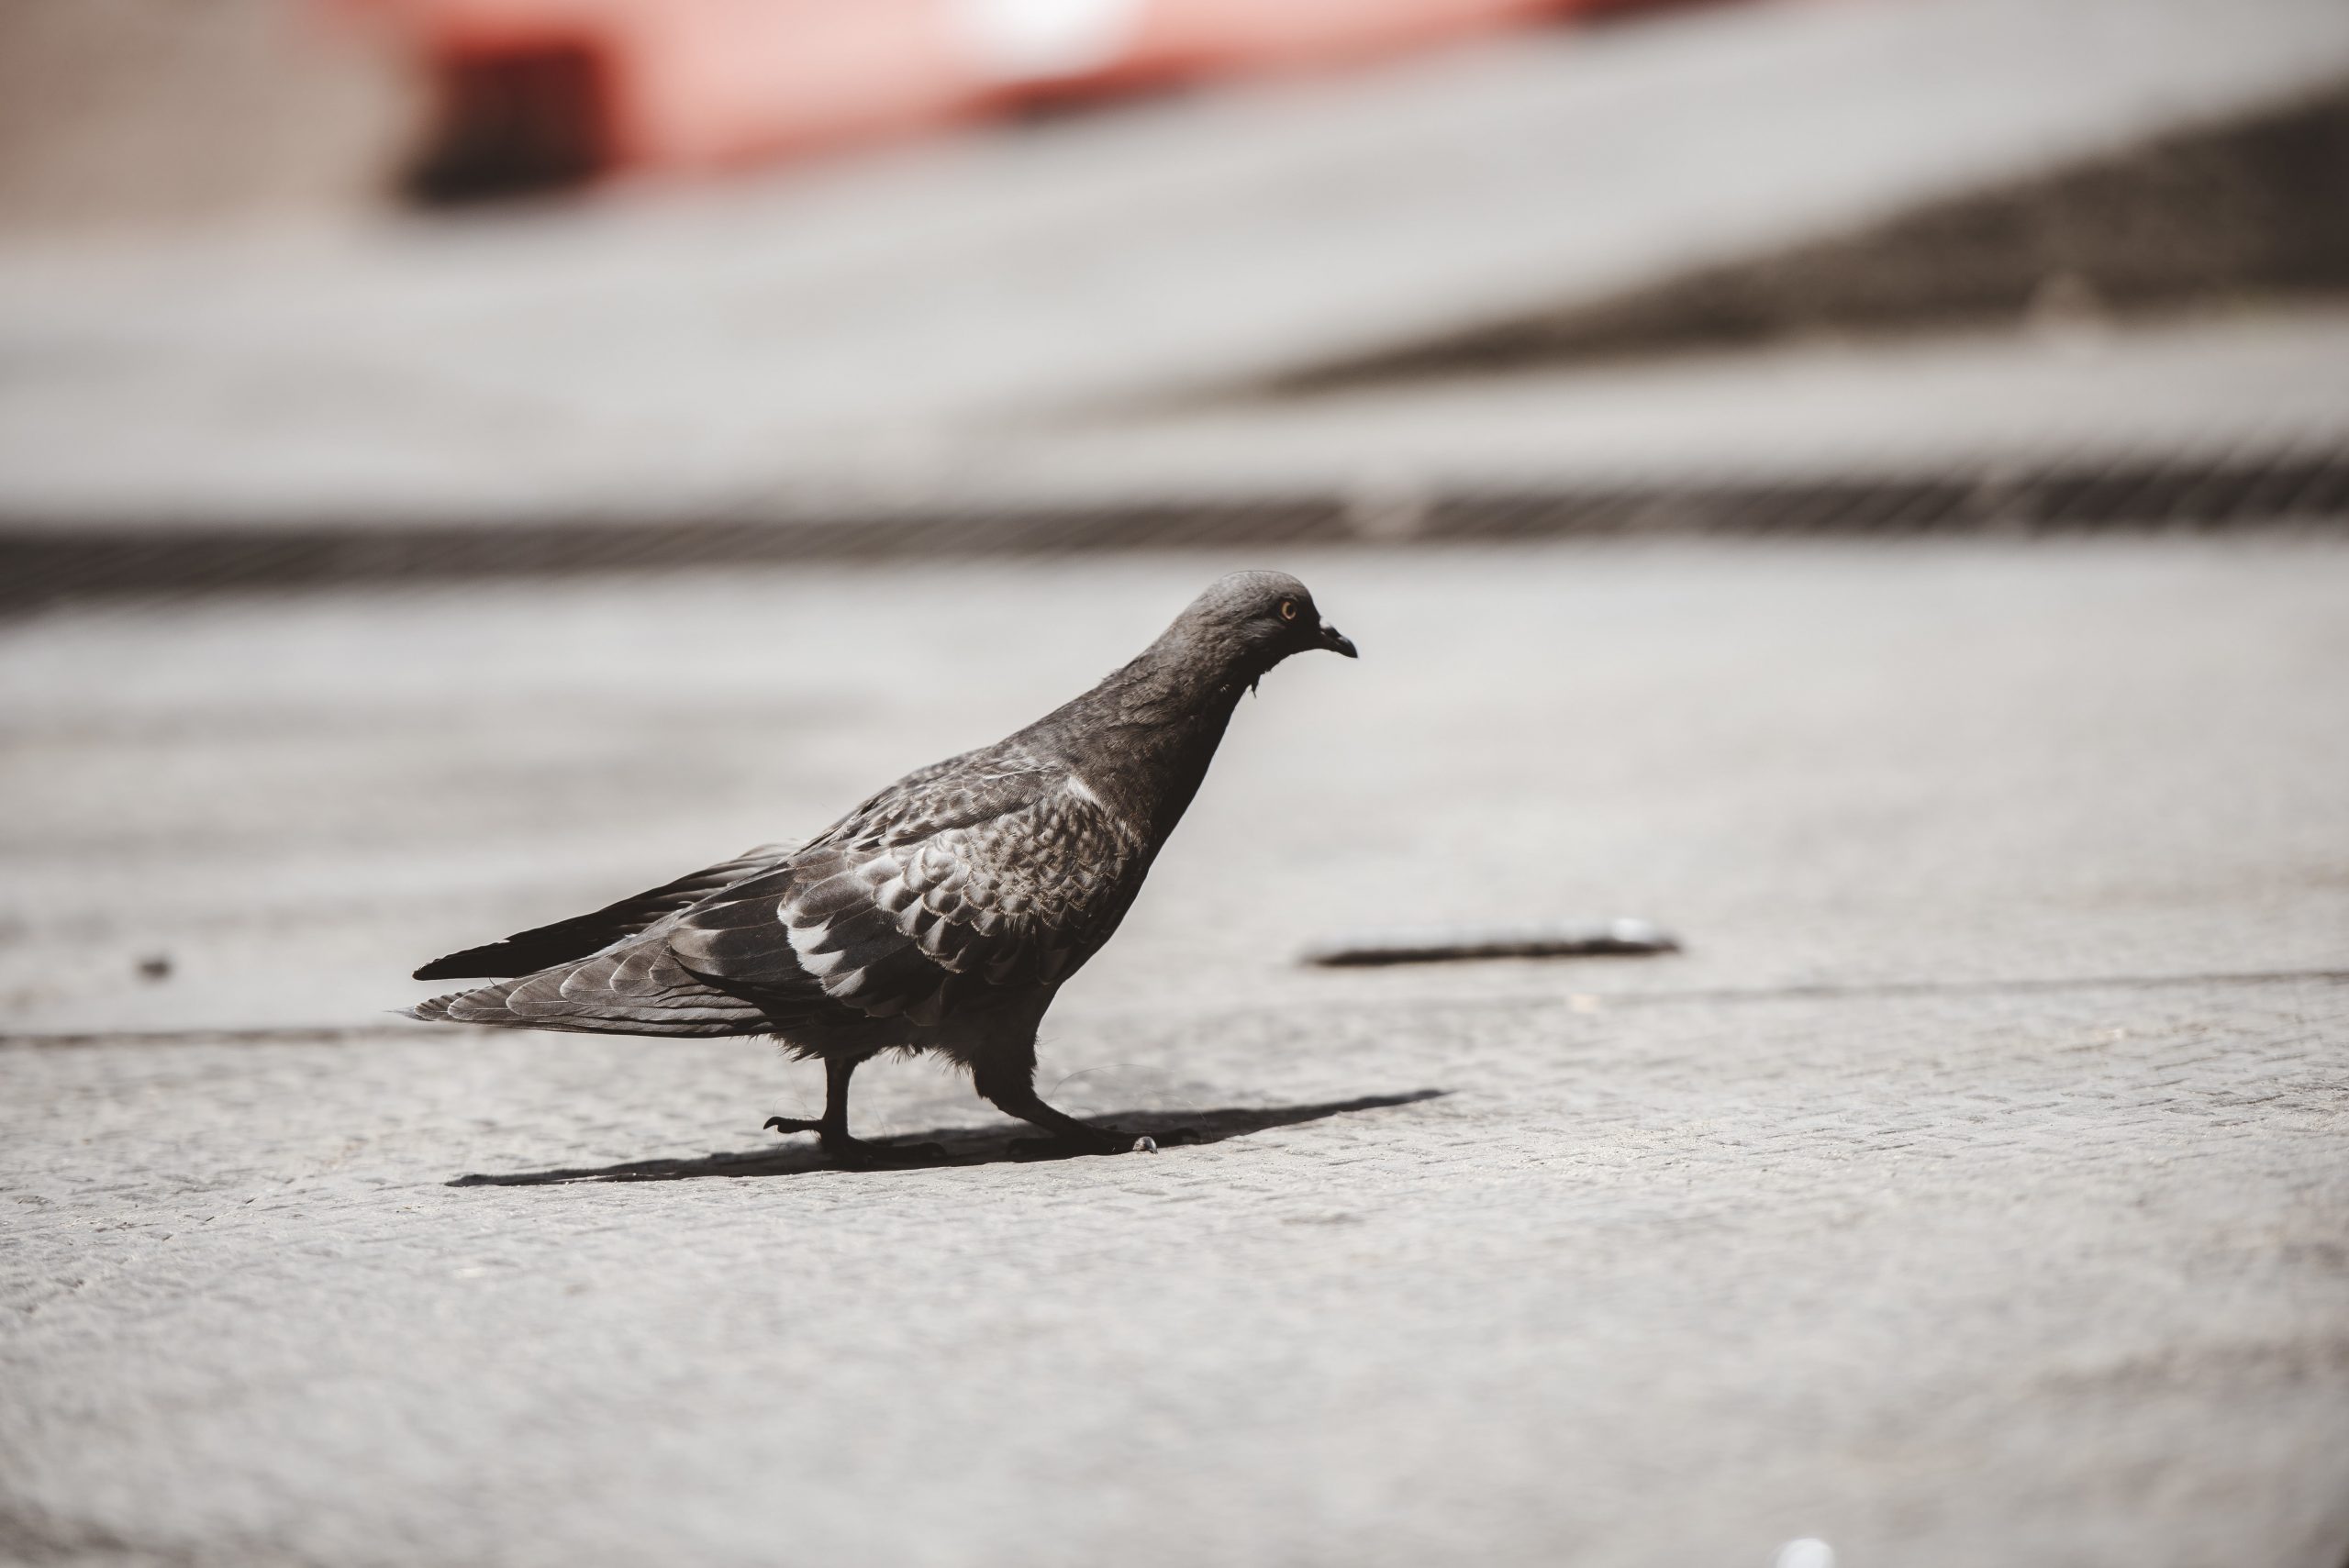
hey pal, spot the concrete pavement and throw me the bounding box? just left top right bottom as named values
left=4, top=539, right=2346, bottom=1565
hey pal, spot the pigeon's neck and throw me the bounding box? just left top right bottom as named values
left=1021, top=633, right=1258, bottom=843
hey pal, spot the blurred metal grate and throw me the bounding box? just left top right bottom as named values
left=4, top=447, right=2344, bottom=611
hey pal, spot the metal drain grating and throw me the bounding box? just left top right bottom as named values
left=3, top=448, right=2343, bottom=610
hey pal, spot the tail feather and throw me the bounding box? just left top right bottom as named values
left=406, top=938, right=784, bottom=1039
left=404, top=990, right=469, bottom=1024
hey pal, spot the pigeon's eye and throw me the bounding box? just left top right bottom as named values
left=1278, top=599, right=1298, bottom=622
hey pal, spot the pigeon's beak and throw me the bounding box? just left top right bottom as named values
left=1319, top=621, right=1359, bottom=659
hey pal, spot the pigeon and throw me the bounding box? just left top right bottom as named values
left=407, top=571, right=1358, bottom=1162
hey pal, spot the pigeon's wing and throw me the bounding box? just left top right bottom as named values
left=412, top=844, right=794, bottom=981
left=668, top=764, right=1143, bottom=1026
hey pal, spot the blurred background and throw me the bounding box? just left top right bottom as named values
left=3, top=3, right=2347, bottom=1566
left=2, top=0, right=2345, bottom=571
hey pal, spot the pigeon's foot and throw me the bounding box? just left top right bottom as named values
left=763, top=1116, right=946, bottom=1166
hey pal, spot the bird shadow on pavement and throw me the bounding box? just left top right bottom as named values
left=448, top=1089, right=1448, bottom=1186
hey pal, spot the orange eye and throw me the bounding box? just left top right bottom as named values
left=1279, top=599, right=1298, bottom=621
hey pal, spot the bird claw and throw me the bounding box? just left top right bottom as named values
left=764, top=1118, right=945, bottom=1166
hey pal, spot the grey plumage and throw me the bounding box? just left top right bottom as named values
left=407, top=571, right=1358, bottom=1160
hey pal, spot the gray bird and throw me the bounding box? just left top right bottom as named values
left=408, top=572, right=1358, bottom=1162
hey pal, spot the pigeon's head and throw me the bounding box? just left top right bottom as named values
left=1176, top=571, right=1359, bottom=676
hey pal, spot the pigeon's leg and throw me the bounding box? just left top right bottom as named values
left=972, top=1051, right=1130, bottom=1155
left=764, top=1051, right=945, bottom=1165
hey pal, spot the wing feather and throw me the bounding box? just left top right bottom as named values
left=668, top=766, right=1141, bottom=1024
left=412, top=844, right=793, bottom=980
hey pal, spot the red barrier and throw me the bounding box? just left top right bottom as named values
left=345, top=0, right=1670, bottom=191
left=1123, top=0, right=1562, bottom=79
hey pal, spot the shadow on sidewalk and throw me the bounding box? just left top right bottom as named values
left=449, top=1089, right=1448, bottom=1186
